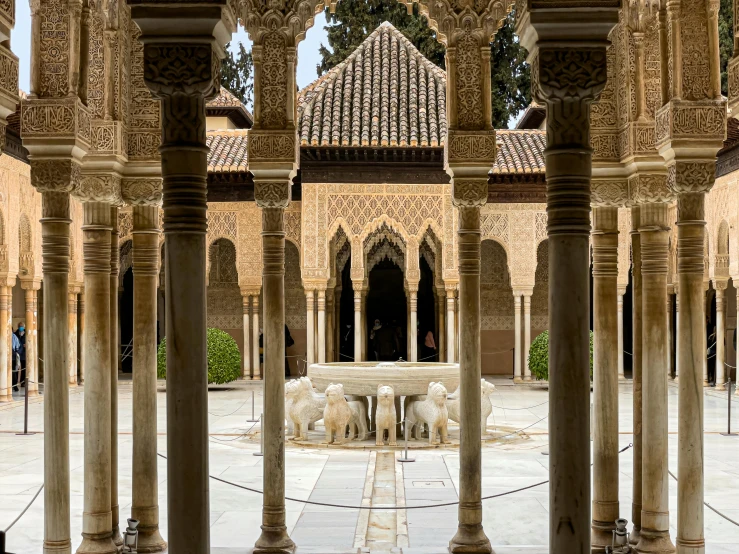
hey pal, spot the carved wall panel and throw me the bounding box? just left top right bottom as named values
left=531, top=239, right=548, bottom=317
left=285, top=240, right=306, bottom=330
left=481, top=239, right=514, bottom=331
left=207, top=238, right=242, bottom=329
left=706, top=173, right=739, bottom=280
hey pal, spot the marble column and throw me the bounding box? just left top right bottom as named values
left=523, top=293, right=532, bottom=381
left=243, top=295, right=251, bottom=378
left=715, top=282, right=728, bottom=390
left=79, top=294, right=85, bottom=384
left=317, top=289, right=326, bottom=364
left=704, top=289, right=709, bottom=387
left=22, top=284, right=39, bottom=396
left=409, top=286, right=418, bottom=362
left=361, top=290, right=368, bottom=360
left=675, top=192, right=708, bottom=554
left=353, top=286, right=362, bottom=362
left=455, top=291, right=460, bottom=362
left=0, top=286, right=9, bottom=402
left=618, top=288, right=626, bottom=380
left=253, top=295, right=261, bottom=379
left=306, top=289, right=315, bottom=365
left=131, top=204, right=166, bottom=552
left=591, top=206, right=620, bottom=550
left=254, top=195, right=295, bottom=553
left=109, top=206, right=122, bottom=548
left=78, top=202, right=116, bottom=554
left=667, top=293, right=674, bottom=379
left=68, top=290, right=78, bottom=386
left=513, top=294, right=522, bottom=382
left=637, top=202, right=674, bottom=554
left=326, top=288, right=334, bottom=362
left=449, top=194, right=491, bottom=553
left=446, top=288, right=455, bottom=363
left=675, top=291, right=680, bottom=382
left=40, top=188, right=74, bottom=554
left=631, top=207, right=644, bottom=545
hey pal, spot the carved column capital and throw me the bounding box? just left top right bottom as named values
left=254, top=182, right=291, bottom=210
left=452, top=179, right=488, bottom=209
left=30, top=159, right=83, bottom=194
left=76, top=173, right=123, bottom=205
left=121, top=178, right=163, bottom=206
left=142, top=43, right=220, bottom=100
left=628, top=173, right=674, bottom=205
left=591, top=180, right=628, bottom=207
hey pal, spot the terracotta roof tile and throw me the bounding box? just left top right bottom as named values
left=206, top=130, right=248, bottom=173
left=208, top=88, right=245, bottom=108
left=491, top=130, right=546, bottom=174
left=298, top=22, right=446, bottom=148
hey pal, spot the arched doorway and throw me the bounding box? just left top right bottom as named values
left=206, top=238, right=243, bottom=354
left=480, top=239, right=513, bottom=375
left=367, top=258, right=407, bottom=360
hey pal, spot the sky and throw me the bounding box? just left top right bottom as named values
left=11, top=7, right=331, bottom=107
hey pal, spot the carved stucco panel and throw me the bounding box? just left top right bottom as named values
left=618, top=207, right=632, bottom=288
left=707, top=173, right=739, bottom=281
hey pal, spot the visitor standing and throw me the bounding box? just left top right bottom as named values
left=423, top=329, right=437, bottom=361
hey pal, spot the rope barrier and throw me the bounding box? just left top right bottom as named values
left=490, top=400, right=549, bottom=411
left=157, top=444, right=632, bottom=510
left=2, top=484, right=43, bottom=532
left=667, top=469, right=739, bottom=528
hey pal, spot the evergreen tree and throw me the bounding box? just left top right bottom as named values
left=220, top=42, right=253, bottom=105
left=720, top=0, right=733, bottom=97
left=317, top=5, right=531, bottom=129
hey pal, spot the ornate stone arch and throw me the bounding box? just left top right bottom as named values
left=207, top=238, right=242, bottom=331
left=359, top=216, right=409, bottom=251
left=18, top=213, right=34, bottom=278
left=714, top=219, right=730, bottom=282
left=480, top=238, right=514, bottom=331
left=531, top=238, right=549, bottom=330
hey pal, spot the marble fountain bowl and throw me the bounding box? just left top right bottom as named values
left=307, top=361, right=460, bottom=397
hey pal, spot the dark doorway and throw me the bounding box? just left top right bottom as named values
left=367, top=259, right=407, bottom=360
left=338, top=257, right=355, bottom=361
left=120, top=267, right=133, bottom=373
left=418, top=256, right=437, bottom=361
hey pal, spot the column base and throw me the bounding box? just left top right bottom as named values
left=630, top=525, right=642, bottom=546
left=523, top=376, right=532, bottom=382
left=618, top=373, right=626, bottom=381
left=44, top=539, right=73, bottom=554
left=254, top=526, right=296, bottom=554
left=449, top=524, right=493, bottom=553
left=513, top=377, right=523, bottom=383
left=27, top=390, right=39, bottom=397
left=112, top=525, right=123, bottom=549
left=716, top=382, right=726, bottom=391
left=635, top=531, right=675, bottom=554
left=135, top=527, right=167, bottom=553
left=703, top=380, right=710, bottom=388
left=75, top=535, right=118, bottom=554
left=672, top=376, right=679, bottom=383
left=675, top=538, right=705, bottom=554
left=592, top=520, right=617, bottom=553
left=69, top=381, right=78, bottom=388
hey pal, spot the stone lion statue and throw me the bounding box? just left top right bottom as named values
left=286, top=376, right=325, bottom=440
left=284, top=379, right=301, bottom=435
left=347, top=399, right=368, bottom=441
left=406, top=381, right=450, bottom=445
left=323, top=383, right=352, bottom=445
left=375, top=384, right=397, bottom=446
left=447, top=379, right=496, bottom=434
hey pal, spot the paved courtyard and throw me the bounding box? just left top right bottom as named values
left=1, top=377, right=739, bottom=553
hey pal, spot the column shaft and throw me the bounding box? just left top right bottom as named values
left=243, top=296, right=251, bottom=378
left=42, top=191, right=72, bottom=554
left=254, top=207, right=295, bottom=552
left=306, top=290, right=315, bottom=365
left=675, top=193, right=706, bottom=554
left=0, top=287, right=9, bottom=402
left=446, top=290, right=455, bottom=363
left=79, top=295, right=85, bottom=384
left=24, top=287, right=39, bottom=395
left=591, top=206, right=620, bottom=550
left=631, top=208, right=644, bottom=545
left=667, top=294, right=674, bottom=379
left=326, top=289, right=334, bottom=362
left=109, top=207, right=121, bottom=547
left=131, top=205, right=166, bottom=552
left=253, top=296, right=261, bottom=379
left=78, top=201, right=116, bottom=554
left=450, top=206, right=491, bottom=553
left=68, top=291, right=78, bottom=386
left=676, top=293, right=680, bottom=381
left=409, top=289, right=418, bottom=362
left=438, top=289, right=446, bottom=361
left=618, top=292, right=625, bottom=380
left=513, top=294, right=522, bottom=382
left=523, top=294, right=532, bottom=381
left=354, top=288, right=362, bottom=362
left=317, top=289, right=326, bottom=364
left=637, top=202, right=674, bottom=553
left=716, top=286, right=727, bottom=390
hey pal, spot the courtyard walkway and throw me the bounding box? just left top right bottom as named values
left=1, top=378, right=738, bottom=553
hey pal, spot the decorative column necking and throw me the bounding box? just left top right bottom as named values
left=78, top=201, right=116, bottom=554
left=131, top=203, right=166, bottom=553
left=590, top=206, right=620, bottom=551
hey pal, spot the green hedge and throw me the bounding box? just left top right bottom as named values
left=528, top=330, right=594, bottom=381
left=157, top=327, right=241, bottom=384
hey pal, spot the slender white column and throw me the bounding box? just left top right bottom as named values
left=409, top=287, right=418, bottom=362
left=513, top=294, right=522, bottom=382
left=618, top=289, right=625, bottom=380
left=79, top=294, right=85, bottom=384
left=437, top=287, right=446, bottom=361
left=361, top=290, right=368, bottom=360
left=523, top=293, right=532, bottom=381
left=637, top=202, right=674, bottom=553
left=0, top=286, right=9, bottom=402
left=446, top=289, right=455, bottom=363
left=252, top=295, right=261, bottom=379
left=703, top=289, right=709, bottom=387
left=676, top=291, right=680, bottom=382
left=716, top=283, right=727, bottom=390
left=131, top=204, right=166, bottom=552
left=667, top=293, right=674, bottom=379
left=590, top=206, right=620, bottom=550
left=325, top=289, right=333, bottom=362
left=317, top=289, right=326, bottom=363
left=306, top=289, right=315, bottom=366
left=110, top=207, right=121, bottom=548
left=67, top=290, right=78, bottom=387
left=243, top=295, right=251, bottom=379
left=630, top=208, right=644, bottom=545
left=353, top=286, right=362, bottom=362
left=455, top=291, right=460, bottom=362
left=23, top=285, right=39, bottom=396
left=78, top=201, right=116, bottom=554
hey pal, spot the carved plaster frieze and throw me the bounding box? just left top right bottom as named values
left=90, top=120, right=127, bottom=156
left=446, top=130, right=496, bottom=164
left=254, top=181, right=291, bottom=209
left=591, top=179, right=628, bottom=207
left=121, top=178, right=163, bottom=206
left=0, top=44, right=19, bottom=119
left=21, top=97, right=91, bottom=148
left=729, top=56, right=739, bottom=118
left=655, top=99, right=726, bottom=148
left=248, top=130, right=297, bottom=164
left=619, top=121, right=657, bottom=160
left=628, top=173, right=673, bottom=205
left=76, top=173, right=122, bottom=204
left=591, top=130, right=619, bottom=163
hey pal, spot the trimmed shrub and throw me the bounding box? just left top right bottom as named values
left=157, top=327, right=241, bottom=384
left=527, top=330, right=594, bottom=381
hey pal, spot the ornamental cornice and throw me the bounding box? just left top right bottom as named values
left=655, top=99, right=727, bottom=149
left=591, top=179, right=628, bottom=207
left=121, top=178, right=163, bottom=206
left=75, top=173, right=123, bottom=204
left=254, top=181, right=291, bottom=209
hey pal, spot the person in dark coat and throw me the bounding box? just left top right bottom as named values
left=13, top=323, right=26, bottom=391
left=374, top=321, right=399, bottom=361
left=259, top=325, right=294, bottom=377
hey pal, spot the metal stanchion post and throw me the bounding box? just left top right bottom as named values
left=722, top=377, right=736, bottom=437
left=247, top=389, right=258, bottom=422
left=398, top=418, right=415, bottom=463
left=16, top=379, right=34, bottom=436
left=253, top=413, right=264, bottom=456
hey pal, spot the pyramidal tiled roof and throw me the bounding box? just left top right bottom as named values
left=492, top=130, right=546, bottom=174
left=298, top=22, right=447, bottom=148
left=207, top=130, right=248, bottom=173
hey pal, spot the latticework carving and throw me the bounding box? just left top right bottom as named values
left=481, top=239, right=513, bottom=330
left=207, top=238, right=242, bottom=330
left=286, top=241, right=306, bottom=330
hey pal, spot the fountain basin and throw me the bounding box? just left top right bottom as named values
left=307, top=361, right=460, bottom=396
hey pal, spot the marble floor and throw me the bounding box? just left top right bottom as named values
left=1, top=377, right=738, bottom=553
